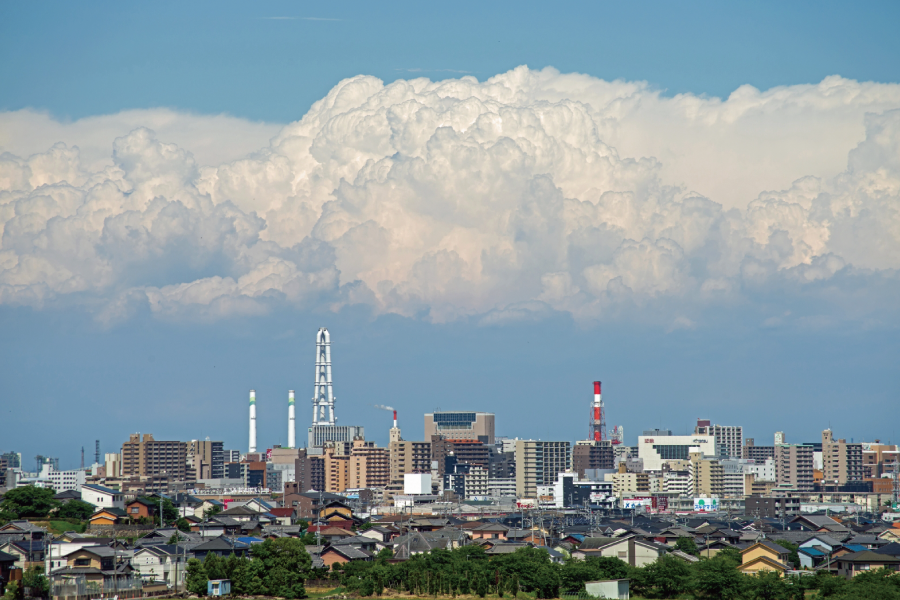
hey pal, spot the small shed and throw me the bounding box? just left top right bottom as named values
left=586, top=579, right=630, bottom=600
left=208, top=579, right=231, bottom=596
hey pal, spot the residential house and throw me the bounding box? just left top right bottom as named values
left=89, top=507, right=128, bottom=527
left=319, top=545, right=373, bottom=567
left=571, top=535, right=665, bottom=567
left=0, top=540, right=45, bottom=570
left=0, top=521, right=45, bottom=540
left=360, top=526, right=398, bottom=544
left=834, top=550, right=900, bottom=579
left=60, top=545, right=121, bottom=573
left=125, top=498, right=158, bottom=522
left=131, top=544, right=193, bottom=588
left=469, top=523, right=509, bottom=541
left=80, top=484, right=125, bottom=510
left=739, top=542, right=791, bottom=576
left=789, top=515, right=850, bottom=535
left=267, top=508, right=295, bottom=526
left=191, top=536, right=250, bottom=560
left=0, top=550, right=17, bottom=595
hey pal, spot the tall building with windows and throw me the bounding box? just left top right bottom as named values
left=743, top=438, right=775, bottom=461
left=514, top=440, right=571, bottom=498
left=187, top=439, right=224, bottom=480
left=572, top=440, right=614, bottom=476
left=389, top=438, right=432, bottom=488
left=638, top=434, right=717, bottom=471
left=121, top=434, right=187, bottom=481
left=695, top=420, right=743, bottom=458
left=822, top=429, right=864, bottom=485
left=424, top=412, right=495, bottom=444
left=775, top=443, right=814, bottom=491
left=349, top=439, right=390, bottom=489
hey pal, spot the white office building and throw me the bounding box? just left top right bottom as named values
left=638, top=434, right=717, bottom=471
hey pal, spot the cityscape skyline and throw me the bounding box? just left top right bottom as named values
left=3, top=322, right=896, bottom=471
left=1, top=1, right=898, bottom=480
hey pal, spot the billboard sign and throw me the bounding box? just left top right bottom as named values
left=624, top=497, right=651, bottom=510
left=694, top=497, right=719, bottom=512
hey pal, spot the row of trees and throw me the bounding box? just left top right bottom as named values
left=0, top=486, right=94, bottom=522
left=182, top=539, right=900, bottom=600
left=186, top=538, right=312, bottom=599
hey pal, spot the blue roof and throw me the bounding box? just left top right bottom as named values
left=800, top=548, right=824, bottom=556
left=567, top=534, right=586, bottom=542
left=237, top=537, right=263, bottom=544
left=82, top=484, right=120, bottom=495
left=843, top=544, right=866, bottom=552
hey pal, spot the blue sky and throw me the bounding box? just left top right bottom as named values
left=3, top=1, right=900, bottom=122
left=1, top=1, right=899, bottom=469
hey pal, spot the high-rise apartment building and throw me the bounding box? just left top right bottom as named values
left=186, top=439, right=224, bottom=480
left=822, top=429, right=863, bottom=484
left=743, top=438, right=775, bottom=462
left=514, top=440, right=571, bottom=498
left=121, top=434, right=187, bottom=480
left=775, top=443, right=814, bottom=491
left=695, top=419, right=743, bottom=458
left=572, top=440, right=614, bottom=476
left=321, top=445, right=349, bottom=493
left=688, top=450, right=724, bottom=497
left=389, top=439, right=432, bottom=487
left=348, top=440, right=390, bottom=489
left=0, top=452, right=21, bottom=470
left=431, top=437, right=490, bottom=476
left=424, top=412, right=495, bottom=444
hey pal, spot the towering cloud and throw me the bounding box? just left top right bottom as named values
left=1, top=67, right=899, bottom=327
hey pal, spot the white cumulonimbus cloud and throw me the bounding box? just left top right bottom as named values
left=1, top=66, right=899, bottom=326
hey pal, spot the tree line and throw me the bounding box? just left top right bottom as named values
left=184, top=538, right=900, bottom=600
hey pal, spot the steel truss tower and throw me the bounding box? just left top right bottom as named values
left=312, top=327, right=337, bottom=426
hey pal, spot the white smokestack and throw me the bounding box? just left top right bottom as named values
left=288, top=390, right=296, bottom=449
left=249, top=389, right=257, bottom=453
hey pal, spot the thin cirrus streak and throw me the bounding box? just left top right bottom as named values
left=1, top=66, right=899, bottom=328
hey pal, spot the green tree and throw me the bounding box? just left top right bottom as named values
left=692, top=555, right=747, bottom=600
left=139, top=496, right=179, bottom=524
left=474, top=573, right=488, bottom=598
left=0, top=486, right=58, bottom=518
left=507, top=575, right=519, bottom=598
left=56, top=500, right=95, bottom=520
left=2, top=581, right=19, bottom=600
left=204, top=504, right=223, bottom=519
left=168, top=531, right=186, bottom=544
left=534, top=564, right=560, bottom=599
left=748, top=570, right=788, bottom=600
left=458, top=572, right=470, bottom=595
left=716, top=546, right=743, bottom=567
left=376, top=547, right=393, bottom=564
left=174, top=517, right=191, bottom=532
left=640, top=555, right=691, bottom=598
left=583, top=555, right=630, bottom=579
left=250, top=537, right=311, bottom=598
left=185, top=558, right=208, bottom=596
left=773, top=540, right=801, bottom=569
left=559, top=560, right=600, bottom=593
left=675, top=536, right=700, bottom=556
left=204, top=552, right=225, bottom=581
left=22, top=566, right=50, bottom=597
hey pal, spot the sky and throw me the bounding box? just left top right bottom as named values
left=1, top=1, right=900, bottom=470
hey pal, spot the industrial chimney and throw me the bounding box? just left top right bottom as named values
left=249, top=389, right=257, bottom=453
left=288, top=390, right=296, bottom=449
left=590, top=381, right=606, bottom=441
